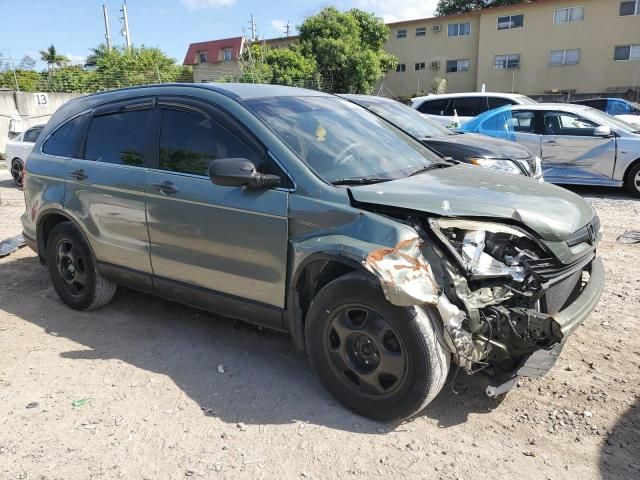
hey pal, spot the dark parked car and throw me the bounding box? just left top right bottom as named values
left=341, top=94, right=543, bottom=180
left=22, top=84, right=604, bottom=421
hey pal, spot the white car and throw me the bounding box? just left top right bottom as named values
left=4, top=124, right=44, bottom=186
left=411, top=92, right=537, bottom=127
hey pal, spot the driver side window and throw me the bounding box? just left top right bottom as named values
left=543, top=112, right=598, bottom=136
left=158, top=107, right=284, bottom=183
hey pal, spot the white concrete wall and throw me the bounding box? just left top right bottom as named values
left=0, top=91, right=79, bottom=158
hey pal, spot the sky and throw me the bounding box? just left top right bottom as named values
left=0, top=0, right=438, bottom=69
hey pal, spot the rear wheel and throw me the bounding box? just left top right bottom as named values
left=46, top=222, right=117, bottom=310
left=10, top=158, right=24, bottom=186
left=305, top=272, right=450, bottom=421
left=624, top=162, right=640, bottom=197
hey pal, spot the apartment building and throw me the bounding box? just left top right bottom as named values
left=184, top=0, right=640, bottom=97
left=385, top=0, right=640, bottom=98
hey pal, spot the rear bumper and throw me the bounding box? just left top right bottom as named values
left=486, top=256, right=604, bottom=397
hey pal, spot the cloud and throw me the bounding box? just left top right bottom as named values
left=271, top=19, right=290, bottom=35
left=181, top=0, right=236, bottom=10
left=64, top=54, right=86, bottom=65
left=353, top=0, right=438, bottom=22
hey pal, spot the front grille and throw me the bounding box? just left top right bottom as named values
left=542, top=269, right=583, bottom=315
left=567, top=216, right=601, bottom=247
left=525, top=252, right=594, bottom=283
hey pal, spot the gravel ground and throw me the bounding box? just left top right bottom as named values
left=0, top=167, right=638, bottom=480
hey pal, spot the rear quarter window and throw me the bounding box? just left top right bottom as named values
left=42, top=114, right=88, bottom=158
left=417, top=98, right=451, bottom=115
left=84, top=110, right=151, bottom=166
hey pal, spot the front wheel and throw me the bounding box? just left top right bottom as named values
left=10, top=158, right=24, bottom=186
left=305, top=272, right=450, bottom=421
left=624, top=162, right=640, bottom=197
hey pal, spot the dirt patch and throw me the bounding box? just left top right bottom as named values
left=0, top=170, right=638, bottom=479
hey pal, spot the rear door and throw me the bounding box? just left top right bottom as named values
left=540, top=110, right=616, bottom=182
left=416, top=98, right=452, bottom=126
left=511, top=110, right=542, bottom=156
left=450, top=96, right=487, bottom=125
left=145, top=97, right=289, bottom=324
left=64, top=99, right=154, bottom=285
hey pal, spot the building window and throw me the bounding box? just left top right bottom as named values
left=614, top=44, right=640, bottom=61
left=198, top=51, right=208, bottom=63
left=415, top=27, right=426, bottom=36
left=620, top=0, right=640, bottom=15
left=554, top=6, right=584, bottom=24
left=221, top=48, right=233, bottom=61
left=448, top=22, right=471, bottom=37
left=415, top=62, right=426, bottom=71
left=549, top=49, right=580, bottom=66
left=497, top=14, right=524, bottom=30
left=446, top=59, right=470, bottom=73
left=396, top=63, right=406, bottom=72
left=494, top=54, right=521, bottom=69
left=396, top=29, right=407, bottom=39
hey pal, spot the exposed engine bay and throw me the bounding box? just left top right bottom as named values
left=424, top=217, right=590, bottom=376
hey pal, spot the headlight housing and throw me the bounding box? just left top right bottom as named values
left=467, top=157, right=525, bottom=176
left=429, top=219, right=544, bottom=282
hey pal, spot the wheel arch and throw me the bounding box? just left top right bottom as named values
left=286, top=252, right=375, bottom=352
left=623, top=157, right=640, bottom=181
left=36, top=209, right=96, bottom=264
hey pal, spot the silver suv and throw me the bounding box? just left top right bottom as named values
left=22, top=84, right=604, bottom=421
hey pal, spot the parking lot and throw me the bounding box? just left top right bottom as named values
left=0, top=167, right=638, bottom=480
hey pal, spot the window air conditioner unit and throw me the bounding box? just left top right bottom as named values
left=431, top=61, right=441, bottom=70
left=433, top=24, right=442, bottom=32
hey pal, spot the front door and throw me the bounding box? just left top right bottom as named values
left=540, top=110, right=616, bottom=183
left=145, top=98, right=289, bottom=326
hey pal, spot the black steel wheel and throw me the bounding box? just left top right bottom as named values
left=324, top=305, right=408, bottom=398
left=46, top=222, right=117, bottom=310
left=10, top=158, right=24, bottom=186
left=625, top=162, right=640, bottom=197
left=305, top=272, right=450, bottom=421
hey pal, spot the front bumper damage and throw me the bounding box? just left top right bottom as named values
left=363, top=234, right=605, bottom=396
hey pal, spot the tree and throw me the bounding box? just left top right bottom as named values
left=431, top=77, right=447, bottom=94
left=436, top=0, right=531, bottom=16
left=39, top=44, right=69, bottom=71
left=240, top=43, right=317, bottom=86
left=0, top=69, right=41, bottom=91
left=298, top=7, right=397, bottom=93
left=18, top=55, right=36, bottom=70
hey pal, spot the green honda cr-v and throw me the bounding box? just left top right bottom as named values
left=22, top=84, right=604, bottom=421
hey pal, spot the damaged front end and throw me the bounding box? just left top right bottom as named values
left=363, top=215, right=604, bottom=396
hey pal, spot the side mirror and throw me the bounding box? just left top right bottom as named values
left=594, top=126, right=612, bottom=137
left=208, top=158, right=281, bottom=190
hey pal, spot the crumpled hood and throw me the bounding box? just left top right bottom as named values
left=349, top=164, right=595, bottom=242
left=426, top=133, right=533, bottom=160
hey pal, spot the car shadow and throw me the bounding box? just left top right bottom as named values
left=0, top=254, right=502, bottom=432
left=599, top=399, right=640, bottom=479
left=564, top=184, right=637, bottom=200
left=0, top=178, right=20, bottom=189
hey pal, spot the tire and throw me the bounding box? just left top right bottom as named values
left=46, top=222, right=117, bottom=310
left=305, top=272, right=450, bottom=421
left=10, top=158, right=24, bottom=186
left=624, top=162, right=640, bottom=197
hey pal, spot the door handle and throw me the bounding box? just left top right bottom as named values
left=70, top=168, right=87, bottom=180
left=543, top=140, right=558, bottom=145
left=152, top=181, right=179, bottom=195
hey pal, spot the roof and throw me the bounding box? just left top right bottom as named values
left=509, top=103, right=592, bottom=111
left=183, top=37, right=243, bottom=65
left=412, top=92, right=532, bottom=101
left=201, top=83, right=331, bottom=100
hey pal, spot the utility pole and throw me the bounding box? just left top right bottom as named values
left=248, top=14, right=256, bottom=41
left=285, top=20, right=291, bottom=37
left=120, top=2, right=132, bottom=50
left=103, top=4, right=112, bottom=51
left=8, top=52, right=19, bottom=92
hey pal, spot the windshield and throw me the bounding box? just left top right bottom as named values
left=243, top=96, right=443, bottom=183
left=584, top=108, right=640, bottom=133
left=349, top=97, right=453, bottom=138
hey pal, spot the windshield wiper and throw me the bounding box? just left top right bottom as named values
left=408, top=162, right=452, bottom=177
left=331, top=177, right=392, bottom=186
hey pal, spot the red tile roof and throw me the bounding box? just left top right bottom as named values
left=183, top=36, right=244, bottom=65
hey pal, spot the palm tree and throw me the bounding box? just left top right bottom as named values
left=39, top=44, right=69, bottom=71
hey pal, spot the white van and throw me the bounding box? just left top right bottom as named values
left=411, top=92, right=537, bottom=127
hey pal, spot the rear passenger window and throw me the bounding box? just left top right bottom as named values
left=511, top=111, right=536, bottom=133
left=84, top=110, right=150, bottom=166
left=488, top=97, right=515, bottom=110
left=42, top=114, right=87, bottom=157
left=452, top=97, right=486, bottom=116
left=417, top=99, right=451, bottom=115
left=23, top=127, right=42, bottom=143
left=159, top=108, right=263, bottom=176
